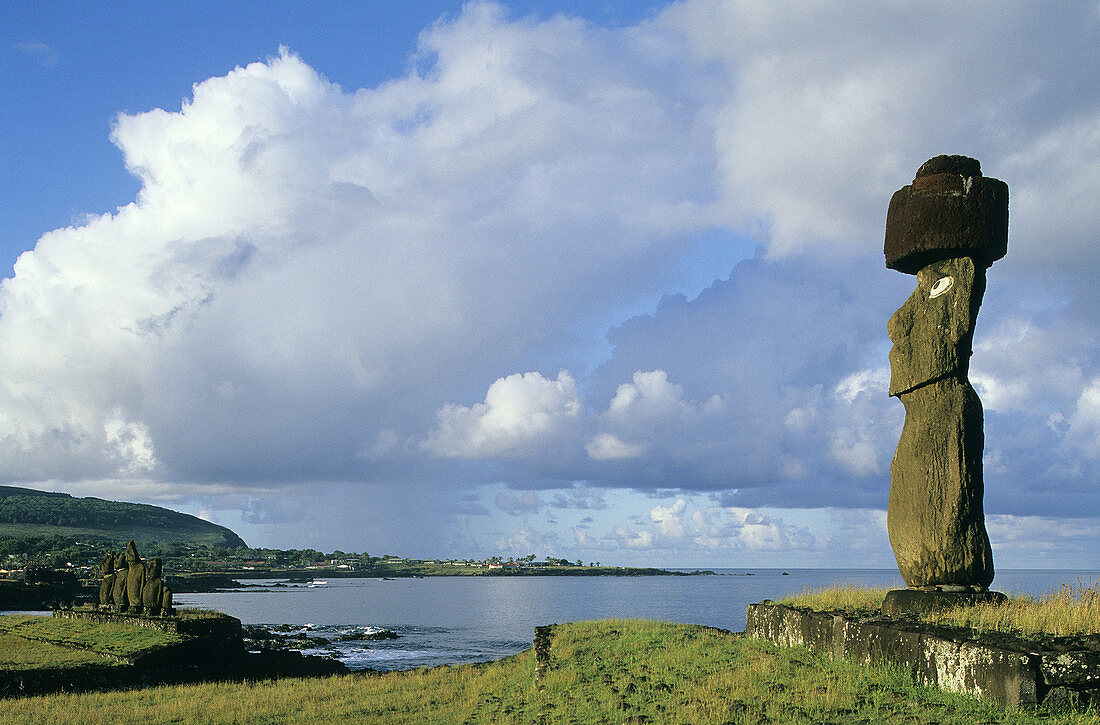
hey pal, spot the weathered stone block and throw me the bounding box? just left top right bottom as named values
left=533, top=624, right=555, bottom=681
left=916, top=154, right=982, bottom=179
left=882, top=589, right=1007, bottom=617
left=884, top=155, right=1008, bottom=274
left=1043, top=686, right=1096, bottom=710
left=1042, top=650, right=1100, bottom=687
left=746, top=603, right=1065, bottom=709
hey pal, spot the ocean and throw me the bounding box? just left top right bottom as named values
left=172, top=568, right=1100, bottom=671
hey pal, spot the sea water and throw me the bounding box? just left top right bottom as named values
left=172, top=568, right=1100, bottom=671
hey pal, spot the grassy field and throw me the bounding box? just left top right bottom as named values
left=1, top=620, right=1096, bottom=724
left=172, top=607, right=232, bottom=620
left=0, top=633, right=119, bottom=671
left=0, top=615, right=182, bottom=662
left=778, top=579, right=1100, bottom=637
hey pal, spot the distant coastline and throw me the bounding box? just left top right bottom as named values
left=171, top=562, right=716, bottom=592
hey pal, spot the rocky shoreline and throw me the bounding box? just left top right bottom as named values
left=242, top=623, right=400, bottom=663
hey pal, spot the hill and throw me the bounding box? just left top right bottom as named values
left=0, top=486, right=246, bottom=549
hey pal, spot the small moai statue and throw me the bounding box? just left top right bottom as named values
left=124, top=541, right=146, bottom=614
left=142, top=558, right=165, bottom=616
left=882, top=155, right=1009, bottom=615
left=111, top=553, right=129, bottom=612
left=98, top=552, right=117, bottom=610
left=160, top=585, right=173, bottom=617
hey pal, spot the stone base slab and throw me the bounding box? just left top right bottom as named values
left=882, top=588, right=1007, bottom=617
left=746, top=602, right=1099, bottom=709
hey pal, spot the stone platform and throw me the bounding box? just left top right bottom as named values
left=54, top=607, right=241, bottom=640
left=746, top=602, right=1100, bottom=709
left=1, top=608, right=346, bottom=697
left=882, top=588, right=1007, bottom=617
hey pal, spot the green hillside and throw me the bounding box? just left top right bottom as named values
left=0, top=486, right=246, bottom=549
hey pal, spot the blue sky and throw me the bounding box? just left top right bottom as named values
left=2, top=1, right=1098, bottom=570
left=2, top=1, right=666, bottom=275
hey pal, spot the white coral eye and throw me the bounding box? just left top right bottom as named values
left=930, top=276, right=954, bottom=299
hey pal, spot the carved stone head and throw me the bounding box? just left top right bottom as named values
left=887, top=256, right=985, bottom=396
left=124, top=540, right=140, bottom=565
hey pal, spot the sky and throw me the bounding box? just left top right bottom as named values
left=2, top=1, right=1097, bottom=570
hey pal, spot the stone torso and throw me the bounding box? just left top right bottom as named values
left=886, top=256, right=993, bottom=588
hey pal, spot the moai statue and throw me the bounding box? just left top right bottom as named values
left=98, top=552, right=117, bottom=610
left=124, top=541, right=146, bottom=614
left=111, top=553, right=129, bottom=611
left=882, top=155, right=1009, bottom=615
left=142, top=558, right=165, bottom=616
left=160, top=585, right=174, bottom=617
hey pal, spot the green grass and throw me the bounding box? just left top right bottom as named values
left=1, top=620, right=1096, bottom=724
left=776, top=583, right=890, bottom=616
left=0, top=633, right=122, bottom=671
left=0, top=523, right=239, bottom=549
left=0, top=484, right=246, bottom=548
left=927, top=580, right=1100, bottom=637
left=173, top=607, right=231, bottom=621
left=779, top=580, right=1100, bottom=638
left=0, top=615, right=182, bottom=661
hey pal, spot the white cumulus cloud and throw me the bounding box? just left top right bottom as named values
left=1, top=1, right=1097, bottom=554
left=585, top=433, right=645, bottom=461
left=424, top=371, right=582, bottom=459
left=0, top=8, right=721, bottom=488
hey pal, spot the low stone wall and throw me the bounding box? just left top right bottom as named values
left=746, top=602, right=1099, bottom=709
left=53, top=608, right=182, bottom=633
left=53, top=608, right=242, bottom=640
left=50, top=608, right=246, bottom=671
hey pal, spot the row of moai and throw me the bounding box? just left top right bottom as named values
left=98, top=540, right=173, bottom=616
